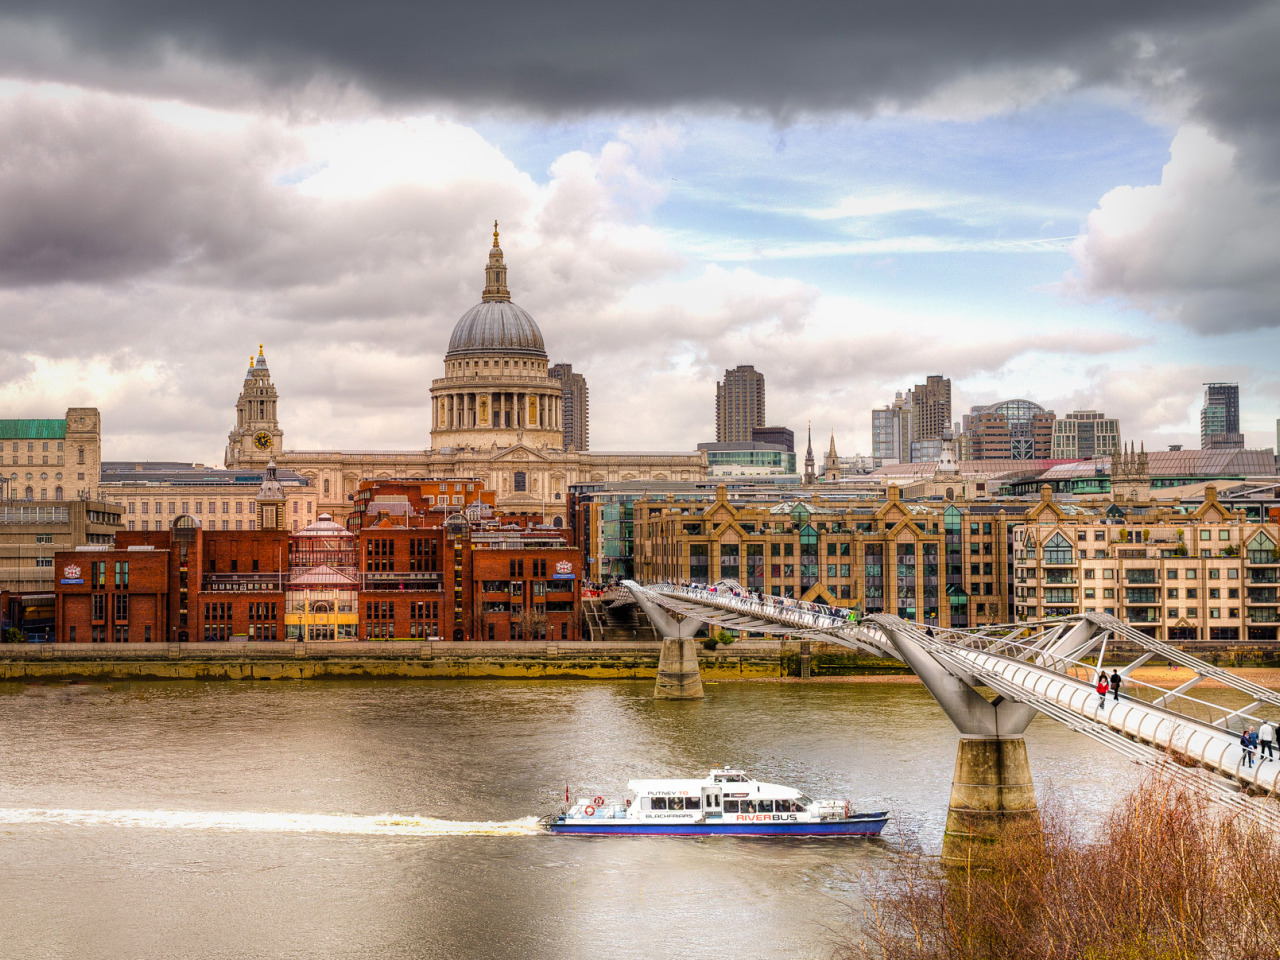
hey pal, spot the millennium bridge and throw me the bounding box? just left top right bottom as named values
left=623, top=579, right=1280, bottom=862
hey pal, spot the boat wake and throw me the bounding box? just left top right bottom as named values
left=0, top=807, right=543, bottom=837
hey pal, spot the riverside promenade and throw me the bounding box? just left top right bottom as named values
left=0, top=640, right=903, bottom=681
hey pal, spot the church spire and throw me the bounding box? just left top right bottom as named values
left=803, top=422, right=816, bottom=483
left=483, top=220, right=511, bottom=302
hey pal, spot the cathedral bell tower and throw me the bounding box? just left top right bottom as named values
left=226, top=345, right=284, bottom=467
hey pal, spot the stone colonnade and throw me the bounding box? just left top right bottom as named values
left=438, top=390, right=561, bottom=432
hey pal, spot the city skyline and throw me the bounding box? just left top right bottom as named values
left=0, top=5, right=1278, bottom=462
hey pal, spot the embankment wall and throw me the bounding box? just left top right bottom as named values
left=0, top=641, right=907, bottom=681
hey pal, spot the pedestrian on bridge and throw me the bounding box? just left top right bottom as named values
left=1110, top=669, right=1122, bottom=702
left=1241, top=727, right=1257, bottom=768
left=1260, top=720, right=1276, bottom=762
left=1096, top=673, right=1109, bottom=708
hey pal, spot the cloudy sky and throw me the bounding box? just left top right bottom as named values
left=1, top=1, right=1278, bottom=461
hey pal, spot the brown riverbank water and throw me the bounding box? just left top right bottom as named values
left=0, top=677, right=1265, bottom=960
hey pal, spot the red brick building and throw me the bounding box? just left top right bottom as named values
left=54, top=509, right=583, bottom=643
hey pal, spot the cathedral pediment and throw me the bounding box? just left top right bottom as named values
left=489, top=444, right=554, bottom=464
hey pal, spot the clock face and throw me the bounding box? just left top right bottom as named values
left=253, top=431, right=272, bottom=451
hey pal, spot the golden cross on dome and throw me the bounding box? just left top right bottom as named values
left=493, top=220, right=500, bottom=247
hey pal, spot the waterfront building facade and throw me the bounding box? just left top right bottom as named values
left=715, top=365, right=766, bottom=443
left=1051, top=410, right=1121, bottom=460
left=53, top=486, right=583, bottom=644
left=631, top=485, right=1017, bottom=626
left=1201, top=383, right=1244, bottom=450
left=1012, top=487, right=1280, bottom=641
left=549, top=363, right=589, bottom=452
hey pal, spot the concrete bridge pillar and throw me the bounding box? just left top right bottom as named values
left=881, top=622, right=1040, bottom=867
left=654, top=637, right=705, bottom=700
left=627, top=587, right=704, bottom=700
left=943, top=735, right=1039, bottom=868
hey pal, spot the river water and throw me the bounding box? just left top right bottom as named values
left=0, top=677, right=1166, bottom=960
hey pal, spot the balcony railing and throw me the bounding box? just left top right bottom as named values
left=1248, top=609, right=1280, bottom=624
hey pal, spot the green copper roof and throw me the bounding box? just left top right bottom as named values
left=0, top=419, right=67, bottom=440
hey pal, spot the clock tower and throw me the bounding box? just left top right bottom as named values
left=226, top=345, right=284, bottom=467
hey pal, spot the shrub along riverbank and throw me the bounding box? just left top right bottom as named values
left=845, top=774, right=1280, bottom=960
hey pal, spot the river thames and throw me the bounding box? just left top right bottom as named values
left=0, top=678, right=1155, bottom=960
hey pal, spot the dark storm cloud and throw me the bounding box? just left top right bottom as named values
left=0, top=1, right=1264, bottom=113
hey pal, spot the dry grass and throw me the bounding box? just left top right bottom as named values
left=843, top=775, right=1280, bottom=960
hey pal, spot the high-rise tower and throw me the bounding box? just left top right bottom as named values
left=715, top=365, right=766, bottom=443
left=226, top=345, right=283, bottom=467
left=549, top=363, right=589, bottom=451
left=1201, top=383, right=1244, bottom=450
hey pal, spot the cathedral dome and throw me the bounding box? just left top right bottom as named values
left=445, top=222, right=547, bottom=360
left=446, top=300, right=546, bottom=359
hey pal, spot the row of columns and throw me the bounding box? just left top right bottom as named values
left=437, top=390, right=561, bottom=432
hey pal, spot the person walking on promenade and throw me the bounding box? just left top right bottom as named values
left=1110, top=669, right=1122, bottom=702
left=1260, top=720, right=1276, bottom=762
left=1096, top=673, right=1109, bottom=709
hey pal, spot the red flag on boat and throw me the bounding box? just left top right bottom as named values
left=565, top=784, right=570, bottom=803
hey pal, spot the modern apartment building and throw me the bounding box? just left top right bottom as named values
left=1201, top=382, right=1244, bottom=450
left=715, top=365, right=766, bottom=443
left=1051, top=410, right=1121, bottom=460
left=1012, top=487, right=1280, bottom=641
left=549, top=363, right=589, bottom=451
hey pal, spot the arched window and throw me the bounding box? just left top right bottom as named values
left=323, top=478, right=330, bottom=495
left=514, top=471, right=527, bottom=492
left=55, top=486, right=63, bottom=500
left=24, top=485, right=32, bottom=499
left=553, top=516, right=563, bottom=528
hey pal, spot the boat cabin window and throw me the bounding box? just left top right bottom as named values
left=651, top=797, right=667, bottom=810
left=713, top=773, right=747, bottom=783
left=686, top=797, right=700, bottom=810
left=723, top=800, right=740, bottom=813
left=758, top=800, right=773, bottom=813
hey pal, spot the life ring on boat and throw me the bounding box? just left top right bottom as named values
left=584, top=805, right=596, bottom=817
left=593, top=795, right=604, bottom=805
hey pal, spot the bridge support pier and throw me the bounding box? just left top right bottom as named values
left=881, top=623, right=1041, bottom=867
left=943, top=735, right=1039, bottom=868
left=629, top=589, right=705, bottom=700
left=654, top=637, right=705, bottom=699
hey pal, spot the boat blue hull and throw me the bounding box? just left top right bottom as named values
left=547, top=815, right=888, bottom=837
